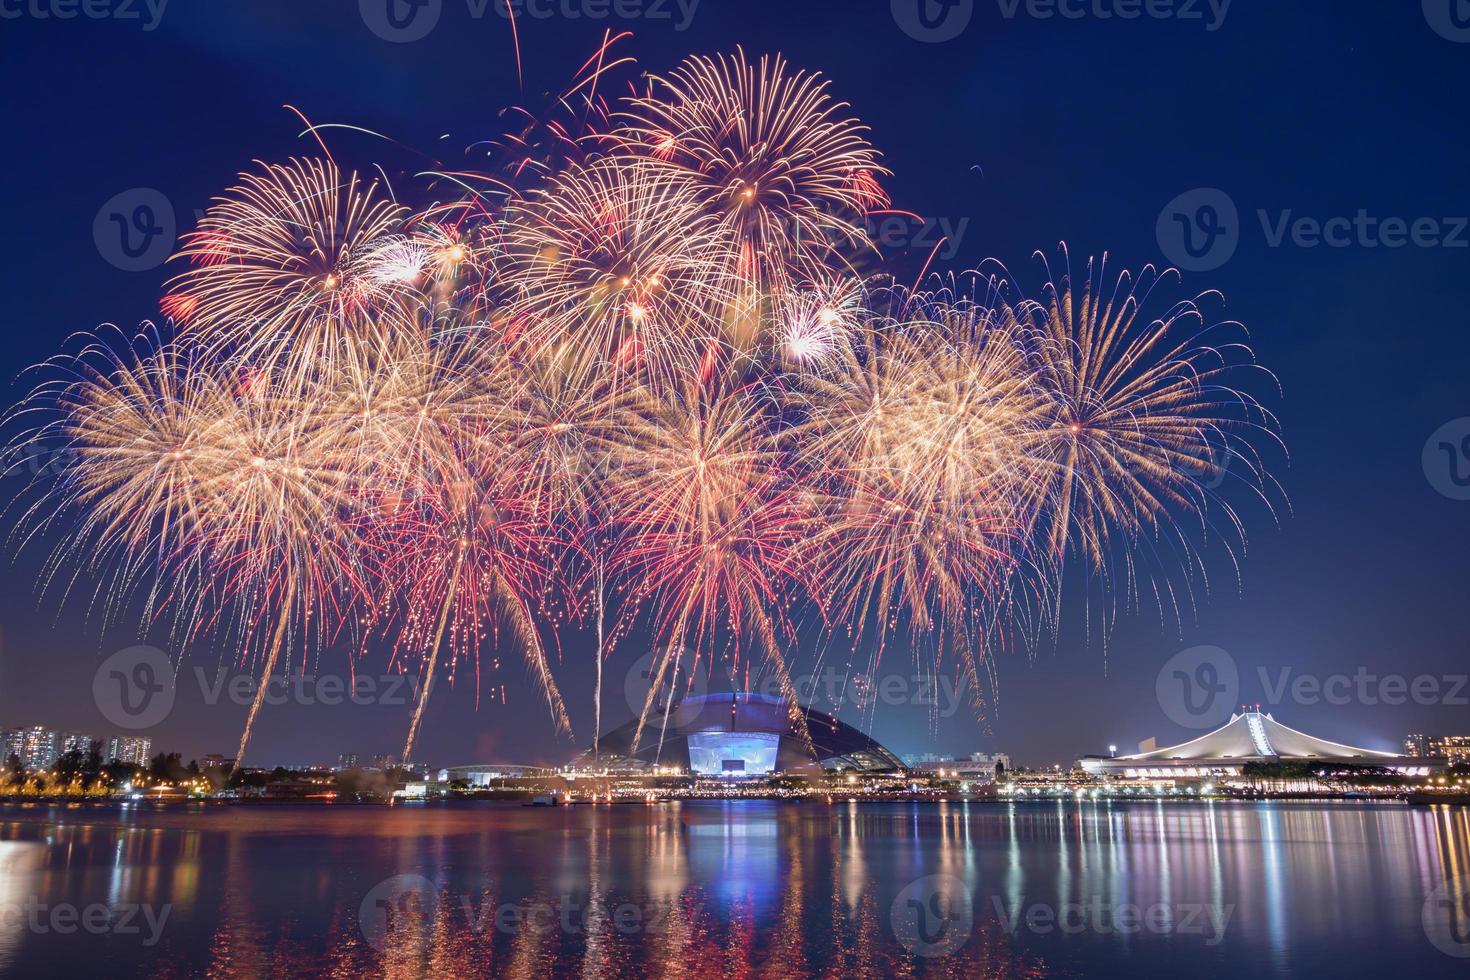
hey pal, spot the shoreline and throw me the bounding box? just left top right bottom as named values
left=1, top=793, right=1464, bottom=807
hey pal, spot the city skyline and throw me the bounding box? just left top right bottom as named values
left=5, top=707, right=1466, bottom=776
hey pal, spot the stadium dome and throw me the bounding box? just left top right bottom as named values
left=582, top=693, right=905, bottom=776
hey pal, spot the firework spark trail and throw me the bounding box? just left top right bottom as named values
left=8, top=333, right=232, bottom=639
left=360, top=427, right=575, bottom=763
left=768, top=275, right=864, bottom=373
left=323, top=326, right=483, bottom=763
left=186, top=370, right=369, bottom=769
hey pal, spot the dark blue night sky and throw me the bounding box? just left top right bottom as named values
left=1, top=1, right=1467, bottom=769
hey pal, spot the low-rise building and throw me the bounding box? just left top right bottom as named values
left=1406, top=734, right=1470, bottom=766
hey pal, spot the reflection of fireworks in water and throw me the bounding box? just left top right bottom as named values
left=9, top=45, right=1283, bottom=756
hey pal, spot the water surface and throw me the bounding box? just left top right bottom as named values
left=0, top=799, right=1466, bottom=977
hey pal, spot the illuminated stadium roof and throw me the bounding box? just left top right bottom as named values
left=1080, top=711, right=1433, bottom=777
left=579, top=693, right=905, bottom=776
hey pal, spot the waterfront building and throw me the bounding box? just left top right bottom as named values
left=437, top=764, right=551, bottom=786
left=970, top=752, right=1010, bottom=771
left=1081, top=710, right=1440, bottom=779
left=577, top=692, right=905, bottom=776
left=1, top=728, right=22, bottom=765
left=1405, top=734, right=1470, bottom=765
left=911, top=754, right=1010, bottom=782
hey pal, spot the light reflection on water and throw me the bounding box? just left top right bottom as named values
left=0, top=800, right=1466, bottom=977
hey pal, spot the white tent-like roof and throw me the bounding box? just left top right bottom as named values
left=1121, top=711, right=1398, bottom=762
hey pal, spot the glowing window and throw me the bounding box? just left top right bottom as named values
left=687, top=732, right=780, bottom=776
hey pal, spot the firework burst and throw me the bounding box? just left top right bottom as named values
left=500, top=156, right=739, bottom=387
left=165, top=157, right=409, bottom=365
left=360, top=430, right=573, bottom=763
left=17, top=338, right=366, bottom=768
left=601, top=377, right=817, bottom=757
left=1003, top=250, right=1283, bottom=628
left=622, top=48, right=890, bottom=290
left=782, top=306, right=1047, bottom=713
